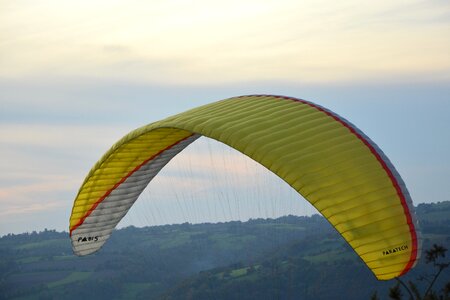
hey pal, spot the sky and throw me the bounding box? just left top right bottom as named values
left=0, top=0, right=449, bottom=235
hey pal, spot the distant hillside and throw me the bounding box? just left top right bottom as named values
left=161, top=201, right=450, bottom=300
left=1, top=201, right=449, bottom=300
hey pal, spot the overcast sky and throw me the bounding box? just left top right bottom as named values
left=0, top=0, right=449, bottom=235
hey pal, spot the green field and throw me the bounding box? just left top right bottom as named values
left=47, top=271, right=92, bottom=288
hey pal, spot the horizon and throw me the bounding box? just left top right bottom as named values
left=2, top=200, right=448, bottom=238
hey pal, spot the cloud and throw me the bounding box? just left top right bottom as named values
left=0, top=123, right=122, bottom=148
left=0, top=178, right=75, bottom=216
left=1, top=0, right=449, bottom=84
left=102, top=45, right=131, bottom=54
left=0, top=123, right=128, bottom=227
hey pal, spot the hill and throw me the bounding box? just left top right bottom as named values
left=161, top=201, right=450, bottom=300
left=1, top=201, right=449, bottom=299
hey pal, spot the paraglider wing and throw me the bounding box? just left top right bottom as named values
left=69, top=95, right=420, bottom=280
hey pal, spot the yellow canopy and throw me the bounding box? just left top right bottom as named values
left=69, top=95, right=420, bottom=280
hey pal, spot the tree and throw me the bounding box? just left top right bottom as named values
left=389, top=284, right=403, bottom=300
left=370, top=291, right=380, bottom=300
left=423, top=244, right=449, bottom=297
left=386, top=244, right=449, bottom=300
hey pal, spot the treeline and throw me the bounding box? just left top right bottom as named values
left=0, top=202, right=449, bottom=300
